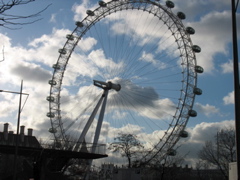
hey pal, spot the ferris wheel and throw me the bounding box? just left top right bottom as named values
left=47, top=0, right=203, bottom=165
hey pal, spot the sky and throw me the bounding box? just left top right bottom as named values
left=0, top=0, right=239, bottom=167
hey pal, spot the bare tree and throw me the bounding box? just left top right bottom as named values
left=108, top=133, right=144, bottom=168
left=198, top=128, right=236, bottom=180
left=0, top=0, right=51, bottom=29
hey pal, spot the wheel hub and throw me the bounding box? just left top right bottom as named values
left=93, top=80, right=121, bottom=91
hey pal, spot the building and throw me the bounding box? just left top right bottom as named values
left=0, top=123, right=108, bottom=180
left=95, top=163, right=226, bottom=180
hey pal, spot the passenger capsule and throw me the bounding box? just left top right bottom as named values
left=193, top=87, right=202, bottom=95
left=49, top=128, right=57, bottom=133
left=166, top=1, right=175, bottom=8
left=46, top=112, right=55, bottom=118
left=66, top=34, right=74, bottom=41
left=186, top=27, right=195, bottom=35
left=192, top=45, right=201, bottom=53
left=52, top=64, right=60, bottom=70
left=167, top=149, right=177, bottom=156
left=46, top=96, right=55, bottom=102
left=179, top=131, right=188, bottom=138
left=177, top=12, right=186, bottom=20
left=48, top=80, right=57, bottom=85
left=195, top=65, right=204, bottom=73
left=86, top=10, right=95, bottom=16
left=188, top=110, right=197, bottom=117
left=58, top=48, right=67, bottom=55
left=99, top=1, right=107, bottom=7
left=76, top=21, right=84, bottom=27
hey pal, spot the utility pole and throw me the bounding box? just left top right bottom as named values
left=231, top=0, right=240, bottom=179
left=13, top=80, right=23, bottom=180
left=0, top=81, right=29, bottom=180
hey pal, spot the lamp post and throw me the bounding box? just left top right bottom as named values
left=0, top=80, right=29, bottom=180
left=231, top=0, right=239, bottom=179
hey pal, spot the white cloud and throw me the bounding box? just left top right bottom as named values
left=0, top=28, right=75, bottom=137
left=72, top=1, right=238, bottom=76
left=221, top=60, right=233, bottom=73
left=0, top=97, right=19, bottom=118
left=173, top=0, right=230, bottom=20
left=107, top=79, right=175, bottom=120
left=188, top=120, right=234, bottom=144
left=77, top=37, right=97, bottom=52
left=195, top=103, right=219, bottom=116
left=177, top=120, right=235, bottom=166
left=223, top=91, right=234, bottom=105
left=49, top=13, right=57, bottom=23
left=10, top=62, right=51, bottom=83
left=0, top=33, right=12, bottom=48
left=139, top=51, right=167, bottom=69
left=72, top=0, right=98, bottom=22
left=88, top=49, right=125, bottom=76
left=70, top=0, right=240, bottom=77
left=0, top=29, right=72, bottom=87
left=27, top=28, right=71, bottom=65
left=112, top=110, right=127, bottom=119
left=188, top=10, right=233, bottom=73
left=97, top=119, right=235, bottom=167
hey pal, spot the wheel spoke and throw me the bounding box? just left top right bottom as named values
left=47, top=0, right=203, bottom=166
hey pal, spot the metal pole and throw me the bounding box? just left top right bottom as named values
left=0, top=90, right=28, bottom=95
left=13, top=80, right=23, bottom=180
left=231, top=0, right=240, bottom=179
left=92, top=90, right=109, bottom=153
left=73, top=95, right=105, bottom=151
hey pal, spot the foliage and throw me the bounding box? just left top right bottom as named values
left=108, top=133, right=144, bottom=168
left=0, top=0, right=50, bottom=29
left=198, top=128, right=236, bottom=179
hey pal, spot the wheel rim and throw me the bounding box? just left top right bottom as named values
left=47, top=0, right=200, bottom=165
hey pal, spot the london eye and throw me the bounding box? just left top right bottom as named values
left=47, top=0, right=203, bottom=166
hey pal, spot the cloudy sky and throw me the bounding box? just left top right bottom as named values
left=0, top=0, right=239, bottom=167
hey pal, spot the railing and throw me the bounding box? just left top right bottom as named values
left=40, top=139, right=107, bottom=155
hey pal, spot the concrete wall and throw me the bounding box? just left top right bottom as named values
left=229, top=162, right=237, bottom=180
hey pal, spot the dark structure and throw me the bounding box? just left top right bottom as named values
left=0, top=123, right=107, bottom=179
left=231, top=0, right=240, bottom=178
left=97, top=163, right=226, bottom=180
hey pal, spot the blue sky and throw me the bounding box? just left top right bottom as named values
left=0, top=0, right=239, bottom=167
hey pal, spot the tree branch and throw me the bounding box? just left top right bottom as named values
left=0, top=0, right=51, bottom=29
